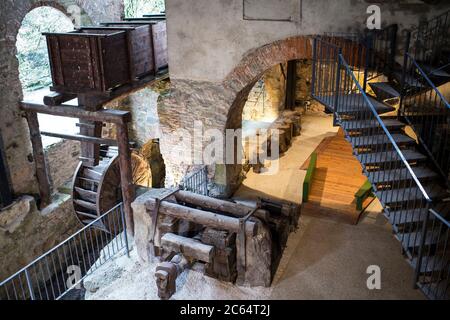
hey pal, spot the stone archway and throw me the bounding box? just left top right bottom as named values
left=165, top=36, right=312, bottom=197
left=158, top=36, right=314, bottom=197
left=224, top=36, right=312, bottom=130
left=209, top=36, right=314, bottom=197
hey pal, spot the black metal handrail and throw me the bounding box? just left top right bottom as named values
left=401, top=52, right=450, bottom=180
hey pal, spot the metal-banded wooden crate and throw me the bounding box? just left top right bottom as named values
left=101, top=20, right=168, bottom=73
left=44, top=28, right=131, bottom=94
left=44, top=21, right=168, bottom=95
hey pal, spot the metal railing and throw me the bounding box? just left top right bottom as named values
left=412, top=9, right=450, bottom=67
left=313, top=26, right=398, bottom=111
left=311, top=37, right=342, bottom=112
left=400, top=52, right=450, bottom=180
left=336, top=55, right=433, bottom=259
left=365, top=24, right=398, bottom=80
left=0, top=203, right=129, bottom=300
left=416, top=208, right=450, bottom=300
left=181, top=166, right=209, bottom=196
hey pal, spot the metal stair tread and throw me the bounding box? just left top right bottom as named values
left=376, top=187, right=427, bottom=204
left=377, top=186, right=447, bottom=205
left=420, top=64, right=450, bottom=78
left=393, top=71, right=426, bottom=88
left=411, top=255, right=449, bottom=273
left=369, top=82, right=401, bottom=99
left=332, top=94, right=396, bottom=114
left=397, top=230, right=440, bottom=249
left=388, top=208, right=430, bottom=225
left=350, top=133, right=415, bottom=148
left=368, top=166, right=438, bottom=184
left=341, top=119, right=404, bottom=131
left=358, top=149, right=427, bottom=165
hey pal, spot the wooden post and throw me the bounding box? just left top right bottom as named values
left=117, top=122, right=135, bottom=236
left=78, top=95, right=103, bottom=167
left=25, top=111, right=51, bottom=208
left=285, top=60, right=297, bottom=110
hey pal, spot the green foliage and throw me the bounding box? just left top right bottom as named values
left=124, top=0, right=165, bottom=18
left=16, top=7, right=74, bottom=92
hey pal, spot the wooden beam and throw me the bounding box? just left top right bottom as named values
left=161, top=233, right=214, bottom=263
left=20, top=102, right=131, bottom=124
left=25, top=112, right=51, bottom=209
left=117, top=123, right=136, bottom=236
left=174, top=190, right=270, bottom=221
left=77, top=94, right=104, bottom=167
left=145, top=198, right=258, bottom=236
left=43, top=92, right=77, bottom=106
left=40, top=132, right=118, bottom=146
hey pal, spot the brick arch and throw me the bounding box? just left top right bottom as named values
left=223, top=36, right=313, bottom=95
left=223, top=35, right=313, bottom=130
left=214, top=36, right=314, bottom=197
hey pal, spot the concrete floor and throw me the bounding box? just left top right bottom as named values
left=85, top=112, right=425, bottom=300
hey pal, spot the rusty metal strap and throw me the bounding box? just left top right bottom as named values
left=150, top=188, right=180, bottom=245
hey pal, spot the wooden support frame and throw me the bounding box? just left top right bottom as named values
left=40, top=132, right=118, bottom=146
left=21, top=102, right=131, bottom=124
left=25, top=112, right=52, bottom=209
left=20, top=101, right=136, bottom=236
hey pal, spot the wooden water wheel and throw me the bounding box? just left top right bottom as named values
left=72, top=146, right=122, bottom=231
left=72, top=146, right=153, bottom=231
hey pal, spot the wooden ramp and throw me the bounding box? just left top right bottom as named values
left=301, top=129, right=375, bottom=225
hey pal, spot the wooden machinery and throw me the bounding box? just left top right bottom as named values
left=21, top=14, right=169, bottom=235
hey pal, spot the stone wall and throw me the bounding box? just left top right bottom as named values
left=45, top=140, right=81, bottom=193
left=264, top=64, right=287, bottom=118
left=166, top=0, right=449, bottom=82
left=103, top=80, right=168, bottom=187
left=0, top=194, right=80, bottom=281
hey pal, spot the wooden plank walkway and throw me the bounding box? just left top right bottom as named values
left=301, top=129, right=375, bottom=225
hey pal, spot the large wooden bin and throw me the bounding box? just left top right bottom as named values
left=44, top=29, right=131, bottom=94
left=78, top=25, right=159, bottom=80
left=101, top=21, right=168, bottom=73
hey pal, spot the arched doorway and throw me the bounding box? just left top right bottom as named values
left=214, top=36, right=313, bottom=196
left=17, top=6, right=74, bottom=94
left=16, top=6, right=78, bottom=192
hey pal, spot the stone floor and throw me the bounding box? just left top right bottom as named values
left=84, top=112, right=425, bottom=300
